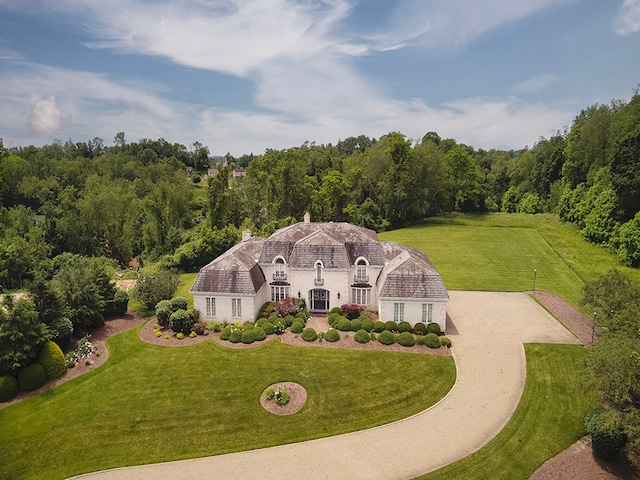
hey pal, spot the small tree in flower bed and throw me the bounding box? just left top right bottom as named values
left=340, top=304, right=365, bottom=320
left=274, top=297, right=300, bottom=317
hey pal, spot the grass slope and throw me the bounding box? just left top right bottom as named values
left=0, top=327, right=454, bottom=479
left=379, top=213, right=640, bottom=305
left=419, top=344, right=595, bottom=480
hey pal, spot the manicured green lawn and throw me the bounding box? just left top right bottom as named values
left=176, top=272, right=198, bottom=308
left=418, top=343, right=595, bottom=480
left=379, top=213, right=639, bottom=305
left=0, top=327, right=455, bottom=479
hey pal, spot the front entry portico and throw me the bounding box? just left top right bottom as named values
left=309, top=288, right=329, bottom=312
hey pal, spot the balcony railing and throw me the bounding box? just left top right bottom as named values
left=354, top=274, right=369, bottom=283
left=272, top=272, right=287, bottom=281
left=314, top=278, right=324, bottom=286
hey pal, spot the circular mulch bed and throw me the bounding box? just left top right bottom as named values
left=260, top=382, right=307, bottom=416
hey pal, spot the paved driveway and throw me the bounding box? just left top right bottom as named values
left=74, top=291, right=580, bottom=480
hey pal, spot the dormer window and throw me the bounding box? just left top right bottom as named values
left=355, top=257, right=369, bottom=283
left=314, top=260, right=324, bottom=286
left=273, top=256, right=287, bottom=280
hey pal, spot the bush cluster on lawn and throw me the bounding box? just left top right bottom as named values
left=378, top=330, right=395, bottom=345
left=397, top=331, right=416, bottom=347
left=424, top=333, right=441, bottom=348
left=324, top=329, right=340, bottom=342
left=301, top=327, right=318, bottom=342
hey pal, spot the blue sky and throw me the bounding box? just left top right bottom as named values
left=1, top=0, right=639, bottom=156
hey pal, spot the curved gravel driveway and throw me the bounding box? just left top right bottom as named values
left=73, top=291, right=580, bottom=480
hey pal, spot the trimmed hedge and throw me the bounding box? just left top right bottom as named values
left=324, top=329, right=340, bottom=342
left=398, top=321, right=412, bottom=333
left=262, top=321, right=275, bottom=335
left=229, top=329, right=243, bottom=343
left=413, top=323, right=427, bottom=335
left=424, top=332, right=441, bottom=348
left=585, top=407, right=626, bottom=461
left=291, top=321, right=304, bottom=334
left=378, top=330, right=395, bottom=345
left=284, top=315, right=296, bottom=327
left=329, top=307, right=342, bottom=316
left=38, top=341, right=66, bottom=380
left=350, top=318, right=362, bottom=332
left=169, top=296, right=188, bottom=312
left=354, top=329, right=370, bottom=344
left=241, top=330, right=256, bottom=344
left=112, top=289, right=129, bottom=316
left=0, top=374, right=18, bottom=402
left=397, top=332, right=416, bottom=347
left=253, top=327, right=267, bottom=342
left=336, top=317, right=352, bottom=331
left=155, top=300, right=172, bottom=327
left=220, top=325, right=233, bottom=340
left=169, top=309, right=195, bottom=334
left=373, top=321, right=386, bottom=333
left=426, top=322, right=442, bottom=335
left=360, top=318, right=374, bottom=332
left=384, top=321, right=398, bottom=332
left=441, top=337, right=452, bottom=348
left=328, top=313, right=341, bottom=328
left=17, top=363, right=47, bottom=391
left=301, top=327, right=318, bottom=342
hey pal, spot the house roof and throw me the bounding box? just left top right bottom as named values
left=258, top=222, right=384, bottom=267
left=377, top=242, right=449, bottom=300
left=190, top=236, right=266, bottom=295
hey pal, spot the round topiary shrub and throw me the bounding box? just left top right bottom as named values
left=398, top=321, right=412, bottom=333
left=354, top=329, right=370, bottom=344
left=350, top=318, right=362, bottom=331
left=373, top=321, right=385, bottom=333
left=384, top=321, right=398, bottom=332
left=253, top=327, right=267, bottom=341
left=229, top=329, right=243, bottom=343
left=295, top=312, right=307, bottom=323
left=378, top=330, right=395, bottom=345
left=38, top=341, right=66, bottom=380
left=324, top=329, right=340, bottom=342
left=397, top=331, right=416, bottom=347
left=360, top=318, right=374, bottom=332
left=284, top=315, right=296, bottom=327
left=413, top=323, right=427, bottom=335
left=262, top=321, right=275, bottom=335
left=329, top=307, right=342, bottom=316
left=424, top=332, right=441, bottom=348
left=415, top=335, right=425, bottom=346
left=255, top=317, right=268, bottom=328
left=441, top=337, right=452, bottom=348
left=113, top=289, right=129, bottom=316
left=241, top=329, right=256, bottom=344
left=290, top=320, right=304, bottom=334
left=0, top=374, right=19, bottom=402
left=336, top=317, right=352, bottom=331
left=169, top=309, right=195, bottom=334
left=301, top=327, right=318, bottom=342
left=220, top=325, right=233, bottom=340
left=273, top=319, right=286, bottom=334
left=328, top=313, right=341, bottom=328
left=155, top=300, right=172, bottom=327
left=17, top=363, right=47, bottom=391
left=426, top=322, right=441, bottom=335
left=169, top=296, right=188, bottom=312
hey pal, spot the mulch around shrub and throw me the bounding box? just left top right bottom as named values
left=260, top=382, right=307, bottom=416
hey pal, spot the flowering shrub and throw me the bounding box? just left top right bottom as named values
left=64, top=336, right=98, bottom=368
left=191, top=321, right=208, bottom=335
left=274, top=297, right=299, bottom=317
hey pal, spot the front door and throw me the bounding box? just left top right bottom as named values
left=310, top=289, right=329, bottom=312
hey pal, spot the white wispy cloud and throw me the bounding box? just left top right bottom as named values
left=509, top=74, right=559, bottom=95
left=0, top=0, right=580, bottom=153
left=612, top=0, right=640, bottom=35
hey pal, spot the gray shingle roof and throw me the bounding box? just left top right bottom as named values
left=378, top=242, right=449, bottom=300
left=258, top=222, right=384, bottom=267
left=190, top=237, right=266, bottom=294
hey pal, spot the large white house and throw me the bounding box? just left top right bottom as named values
left=190, top=215, right=449, bottom=331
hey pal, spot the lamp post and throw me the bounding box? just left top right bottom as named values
left=592, top=312, right=597, bottom=344
left=533, top=269, right=537, bottom=292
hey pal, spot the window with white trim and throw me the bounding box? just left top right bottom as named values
left=355, top=258, right=368, bottom=281
left=206, top=297, right=216, bottom=318
left=393, top=303, right=404, bottom=322
left=273, top=257, right=286, bottom=279
left=271, top=286, right=289, bottom=302
left=314, top=260, right=324, bottom=285
left=422, top=303, right=433, bottom=323
left=232, top=298, right=242, bottom=318
left=351, top=287, right=370, bottom=305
